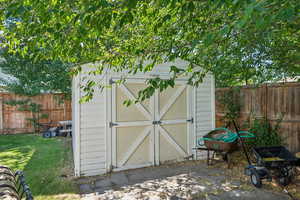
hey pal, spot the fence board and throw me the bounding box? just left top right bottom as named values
left=216, top=82, right=300, bottom=152
left=0, top=93, right=71, bottom=134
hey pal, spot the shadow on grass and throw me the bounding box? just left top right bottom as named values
left=0, top=134, right=78, bottom=200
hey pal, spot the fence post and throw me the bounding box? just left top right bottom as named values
left=264, top=84, right=268, bottom=120
left=63, top=101, right=66, bottom=120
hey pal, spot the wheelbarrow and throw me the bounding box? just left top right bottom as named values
left=195, top=127, right=255, bottom=165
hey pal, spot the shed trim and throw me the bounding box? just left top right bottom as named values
left=106, top=75, right=112, bottom=172
left=211, top=75, right=216, bottom=129
left=73, top=72, right=81, bottom=176
left=192, top=86, right=197, bottom=159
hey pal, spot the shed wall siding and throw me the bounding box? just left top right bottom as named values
left=79, top=77, right=107, bottom=176
left=194, top=74, right=215, bottom=159
left=195, top=74, right=215, bottom=139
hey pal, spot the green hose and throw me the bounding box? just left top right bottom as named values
left=197, top=128, right=255, bottom=146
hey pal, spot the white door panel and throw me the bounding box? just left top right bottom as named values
left=112, top=81, right=154, bottom=169
left=156, top=83, right=190, bottom=164
left=111, top=79, right=193, bottom=170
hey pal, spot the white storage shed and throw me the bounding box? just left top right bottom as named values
left=72, top=59, right=215, bottom=176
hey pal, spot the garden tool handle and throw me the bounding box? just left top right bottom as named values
left=232, top=120, right=252, bottom=165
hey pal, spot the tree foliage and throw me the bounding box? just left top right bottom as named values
left=0, top=0, right=299, bottom=100
left=0, top=50, right=71, bottom=96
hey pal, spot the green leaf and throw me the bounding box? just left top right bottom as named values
left=204, top=33, right=214, bottom=46
left=220, top=25, right=230, bottom=36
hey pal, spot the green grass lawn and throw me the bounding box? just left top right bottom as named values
left=0, top=134, right=79, bottom=200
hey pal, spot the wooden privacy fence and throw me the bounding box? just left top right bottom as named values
left=0, top=93, right=71, bottom=134
left=1, top=83, right=299, bottom=152
left=216, top=82, right=300, bottom=152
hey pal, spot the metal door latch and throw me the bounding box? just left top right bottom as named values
left=109, top=122, right=118, bottom=128
left=109, top=79, right=115, bottom=85
left=187, top=117, right=194, bottom=123
left=152, top=121, right=162, bottom=125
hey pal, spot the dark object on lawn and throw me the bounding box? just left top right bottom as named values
left=42, top=120, right=72, bottom=138
left=230, top=120, right=300, bottom=188
left=40, top=121, right=58, bottom=138
left=0, top=166, right=33, bottom=200
left=57, top=120, right=72, bottom=137
left=42, top=127, right=58, bottom=138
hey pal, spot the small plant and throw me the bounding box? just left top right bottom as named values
left=5, top=99, right=48, bottom=133
left=249, top=118, right=284, bottom=147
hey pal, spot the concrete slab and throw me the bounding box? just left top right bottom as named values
left=78, top=161, right=290, bottom=200
left=79, top=184, right=93, bottom=194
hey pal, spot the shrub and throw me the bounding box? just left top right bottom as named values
left=249, top=118, right=284, bottom=147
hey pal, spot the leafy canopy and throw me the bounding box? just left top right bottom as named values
left=1, top=0, right=299, bottom=100
left=0, top=49, right=72, bottom=96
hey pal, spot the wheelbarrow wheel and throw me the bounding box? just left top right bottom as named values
left=250, top=169, right=262, bottom=188
left=221, top=153, right=228, bottom=162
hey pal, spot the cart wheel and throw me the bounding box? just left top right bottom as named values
left=250, top=170, right=262, bottom=188
left=278, top=176, right=290, bottom=186
left=277, top=167, right=293, bottom=186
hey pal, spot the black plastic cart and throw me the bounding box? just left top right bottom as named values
left=230, top=120, right=300, bottom=188
left=245, top=146, right=300, bottom=188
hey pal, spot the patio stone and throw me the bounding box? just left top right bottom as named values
left=95, top=179, right=113, bottom=188
left=78, top=161, right=290, bottom=200
left=80, top=184, right=93, bottom=194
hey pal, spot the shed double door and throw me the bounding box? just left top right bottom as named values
left=111, top=79, right=193, bottom=170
